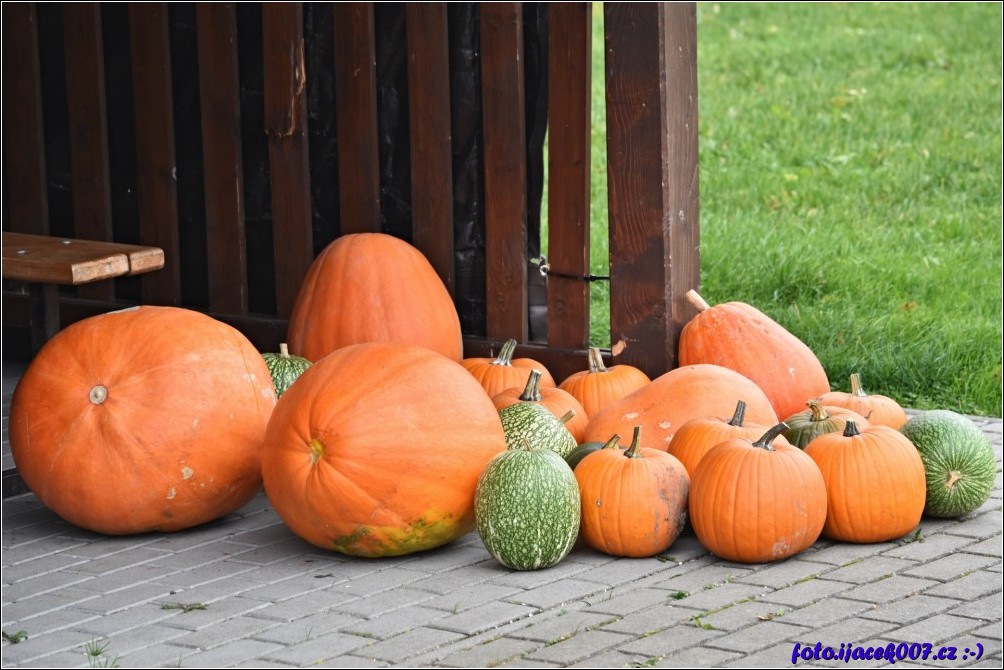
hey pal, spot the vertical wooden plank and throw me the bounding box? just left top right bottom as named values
left=197, top=3, right=248, bottom=314
left=263, top=2, right=313, bottom=318
left=480, top=2, right=529, bottom=343
left=604, top=2, right=699, bottom=377
left=406, top=3, right=454, bottom=294
left=2, top=3, right=49, bottom=236
left=129, top=2, right=182, bottom=305
left=63, top=3, right=115, bottom=301
left=546, top=2, right=591, bottom=350
left=332, top=2, right=381, bottom=234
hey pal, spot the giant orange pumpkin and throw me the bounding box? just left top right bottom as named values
left=582, top=364, right=778, bottom=450
left=261, top=342, right=506, bottom=557
left=678, top=290, right=830, bottom=420
left=287, top=233, right=463, bottom=362
left=9, top=306, right=277, bottom=534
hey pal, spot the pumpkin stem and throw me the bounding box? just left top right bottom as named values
left=279, top=342, right=290, bottom=358
left=849, top=373, right=867, bottom=398
left=806, top=399, right=830, bottom=422
left=518, top=370, right=544, bottom=402
left=309, top=438, right=325, bottom=465
left=587, top=347, right=609, bottom=373
left=492, top=338, right=518, bottom=366
left=728, top=400, right=747, bottom=427
left=558, top=409, right=576, bottom=425
left=624, top=426, right=644, bottom=458
left=685, top=289, right=712, bottom=312
left=89, top=385, right=108, bottom=405
left=842, top=420, right=861, bottom=438
left=944, top=470, right=963, bottom=489
left=752, top=422, right=789, bottom=451
left=518, top=437, right=535, bottom=452
left=601, top=434, right=622, bottom=449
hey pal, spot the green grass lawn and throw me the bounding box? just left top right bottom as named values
left=565, top=2, right=1002, bottom=417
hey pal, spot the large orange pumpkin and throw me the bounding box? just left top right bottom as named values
left=9, top=306, right=276, bottom=534
left=261, top=342, right=506, bottom=557
left=689, top=423, right=827, bottom=563
left=678, top=290, right=831, bottom=420
left=287, top=233, right=463, bottom=362
left=582, top=364, right=778, bottom=450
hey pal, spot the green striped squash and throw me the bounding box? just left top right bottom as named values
left=262, top=343, right=312, bottom=398
left=498, top=402, right=578, bottom=458
left=901, top=410, right=997, bottom=518
left=475, top=441, right=581, bottom=570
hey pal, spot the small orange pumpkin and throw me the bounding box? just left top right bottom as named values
left=9, top=306, right=276, bottom=534
left=462, top=338, right=556, bottom=399
left=575, top=427, right=690, bottom=558
left=689, top=422, right=827, bottom=563
left=805, top=420, right=926, bottom=543
left=558, top=347, right=651, bottom=418
left=493, top=370, right=589, bottom=442
left=668, top=399, right=789, bottom=478
left=818, top=373, right=909, bottom=429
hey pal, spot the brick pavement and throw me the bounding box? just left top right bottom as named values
left=2, top=362, right=1001, bottom=667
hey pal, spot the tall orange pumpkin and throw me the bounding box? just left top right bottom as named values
left=689, top=423, right=827, bottom=563
left=9, top=306, right=277, bottom=534
left=583, top=364, right=778, bottom=450
left=261, top=342, right=506, bottom=557
left=678, top=290, right=830, bottom=420
left=287, top=233, right=463, bottom=362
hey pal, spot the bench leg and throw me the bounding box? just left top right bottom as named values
left=29, top=283, right=60, bottom=352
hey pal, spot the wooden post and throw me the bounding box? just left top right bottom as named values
left=604, top=2, right=699, bottom=377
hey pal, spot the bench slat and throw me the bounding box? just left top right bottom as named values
left=2, top=232, right=164, bottom=285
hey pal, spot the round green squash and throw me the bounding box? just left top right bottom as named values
left=262, top=343, right=312, bottom=398
left=564, top=434, right=622, bottom=471
left=900, top=410, right=997, bottom=518
left=475, top=441, right=581, bottom=570
left=498, top=402, right=578, bottom=458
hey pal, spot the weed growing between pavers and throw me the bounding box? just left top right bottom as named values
left=84, top=639, right=121, bottom=669
left=1, top=630, right=27, bottom=644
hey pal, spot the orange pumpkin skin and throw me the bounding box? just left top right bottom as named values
left=689, top=424, right=827, bottom=563
left=261, top=342, right=506, bottom=557
left=462, top=338, right=556, bottom=399
left=668, top=400, right=789, bottom=479
left=575, top=429, right=690, bottom=558
left=492, top=370, right=589, bottom=442
left=582, top=364, right=778, bottom=451
left=558, top=347, right=651, bottom=418
left=805, top=421, right=925, bottom=543
left=678, top=291, right=830, bottom=421
left=287, top=233, right=463, bottom=362
left=818, top=373, right=909, bottom=430
left=9, top=306, right=276, bottom=535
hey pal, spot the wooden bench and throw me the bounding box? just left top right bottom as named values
left=2, top=232, right=164, bottom=348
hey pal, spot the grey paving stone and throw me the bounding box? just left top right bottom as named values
left=490, top=561, right=592, bottom=590
left=178, top=615, right=282, bottom=649
left=703, top=619, right=812, bottom=653
left=402, top=543, right=494, bottom=574
left=799, top=615, right=898, bottom=645
left=821, top=556, right=920, bottom=584
left=798, top=540, right=901, bottom=566
left=151, top=559, right=259, bottom=591
left=262, top=630, right=374, bottom=665
left=860, top=593, right=962, bottom=624
left=648, top=563, right=754, bottom=595
left=177, top=638, right=284, bottom=666
left=654, top=582, right=764, bottom=614
left=841, top=573, right=940, bottom=604
left=943, top=510, right=1003, bottom=540
left=234, top=573, right=333, bottom=603
left=733, top=557, right=831, bottom=588
left=241, top=589, right=359, bottom=623
left=768, top=596, right=874, bottom=628
left=0, top=628, right=105, bottom=666
left=340, top=605, right=450, bottom=640
left=655, top=646, right=743, bottom=667
left=582, top=586, right=676, bottom=616
left=695, top=599, right=789, bottom=632
left=493, top=658, right=562, bottom=668
left=111, top=641, right=197, bottom=669
left=152, top=596, right=274, bottom=632
left=69, top=603, right=180, bottom=636
left=336, top=586, right=437, bottom=618
left=523, top=628, right=632, bottom=664
left=507, top=609, right=618, bottom=644
left=597, top=604, right=684, bottom=638
left=437, top=635, right=541, bottom=668
left=563, top=648, right=652, bottom=669
left=503, top=578, right=609, bottom=610
left=615, top=620, right=725, bottom=657
left=351, top=626, right=466, bottom=662
left=252, top=611, right=365, bottom=644
left=946, top=591, right=1003, bottom=623
left=423, top=582, right=524, bottom=613
left=432, top=601, right=539, bottom=636
left=902, top=552, right=1000, bottom=582
left=0, top=551, right=89, bottom=582
left=3, top=588, right=98, bottom=624
left=926, top=570, right=1003, bottom=601
left=407, top=564, right=498, bottom=595
left=2, top=569, right=94, bottom=601
left=719, top=641, right=802, bottom=668
left=71, top=581, right=176, bottom=614
left=759, top=575, right=853, bottom=607
left=961, top=536, right=1004, bottom=557
left=882, top=532, right=976, bottom=561
left=885, top=613, right=987, bottom=645
left=335, top=566, right=430, bottom=596
left=572, top=556, right=679, bottom=588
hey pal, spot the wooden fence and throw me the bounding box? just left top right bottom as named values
left=1, top=2, right=699, bottom=382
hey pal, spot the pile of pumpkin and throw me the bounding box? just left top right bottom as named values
left=9, top=233, right=996, bottom=572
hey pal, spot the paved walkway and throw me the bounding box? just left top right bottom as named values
left=2, top=359, right=1001, bottom=668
